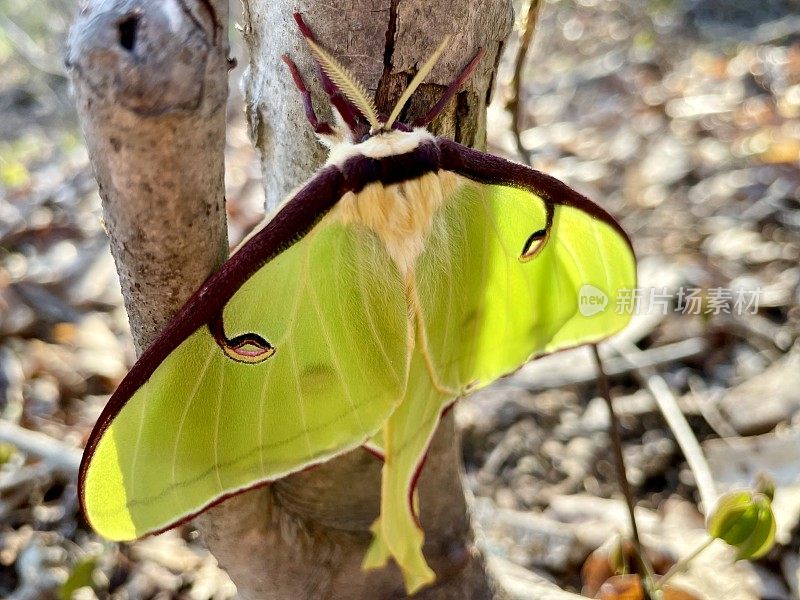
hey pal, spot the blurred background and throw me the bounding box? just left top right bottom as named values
left=0, top=0, right=799, bottom=598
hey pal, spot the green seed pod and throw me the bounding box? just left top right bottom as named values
left=707, top=490, right=776, bottom=560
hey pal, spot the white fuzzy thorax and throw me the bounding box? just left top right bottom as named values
left=326, top=129, right=459, bottom=276
left=325, top=128, right=435, bottom=167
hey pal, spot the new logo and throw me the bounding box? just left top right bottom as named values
left=578, top=284, right=608, bottom=316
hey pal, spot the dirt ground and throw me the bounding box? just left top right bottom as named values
left=0, top=0, right=799, bottom=598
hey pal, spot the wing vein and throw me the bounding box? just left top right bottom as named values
left=128, top=385, right=149, bottom=498
left=212, top=358, right=225, bottom=492
left=258, top=263, right=305, bottom=477
left=590, top=217, right=613, bottom=292
left=356, top=235, right=401, bottom=386
left=170, top=348, right=216, bottom=509
left=338, top=244, right=380, bottom=402
left=555, top=235, right=590, bottom=328
left=289, top=340, right=315, bottom=458
left=478, top=190, right=516, bottom=361
left=305, top=234, right=367, bottom=436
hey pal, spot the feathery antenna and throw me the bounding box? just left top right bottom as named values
left=291, top=13, right=483, bottom=136
left=385, top=37, right=451, bottom=129
left=412, top=48, right=486, bottom=127
left=302, top=38, right=381, bottom=131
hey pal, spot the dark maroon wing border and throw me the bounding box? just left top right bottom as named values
left=435, top=138, right=633, bottom=249
left=79, top=136, right=632, bottom=532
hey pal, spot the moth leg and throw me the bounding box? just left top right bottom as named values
left=412, top=48, right=486, bottom=127
left=281, top=55, right=336, bottom=136
left=291, top=12, right=369, bottom=138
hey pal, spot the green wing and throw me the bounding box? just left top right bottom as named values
left=364, top=175, right=636, bottom=592
left=82, top=219, right=410, bottom=540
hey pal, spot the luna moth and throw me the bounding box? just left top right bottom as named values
left=80, top=13, right=636, bottom=595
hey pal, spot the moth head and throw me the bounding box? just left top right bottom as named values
left=286, top=12, right=484, bottom=146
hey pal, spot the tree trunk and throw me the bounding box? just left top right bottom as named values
left=68, top=0, right=513, bottom=598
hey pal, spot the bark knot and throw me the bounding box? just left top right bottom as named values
left=66, top=0, right=219, bottom=116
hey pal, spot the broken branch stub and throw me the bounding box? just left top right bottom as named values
left=66, top=0, right=230, bottom=353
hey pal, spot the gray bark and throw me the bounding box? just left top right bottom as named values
left=69, top=0, right=515, bottom=598
left=67, top=0, right=231, bottom=352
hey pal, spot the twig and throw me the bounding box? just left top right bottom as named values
left=611, top=340, right=718, bottom=515
left=505, top=0, right=541, bottom=164
left=0, top=482, right=38, bottom=518
left=0, top=14, right=67, bottom=77
left=750, top=15, right=800, bottom=44
left=685, top=375, right=739, bottom=439
left=591, top=344, right=655, bottom=598
left=0, top=462, right=54, bottom=493
left=488, top=555, right=584, bottom=599
left=0, top=421, right=81, bottom=475
left=502, top=337, right=706, bottom=392
left=719, top=312, right=792, bottom=353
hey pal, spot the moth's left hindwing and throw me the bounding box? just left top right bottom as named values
left=81, top=219, right=410, bottom=541
left=417, top=175, right=636, bottom=390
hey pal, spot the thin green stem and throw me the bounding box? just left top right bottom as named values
left=657, top=537, right=715, bottom=588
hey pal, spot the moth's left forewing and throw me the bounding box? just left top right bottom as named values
left=81, top=196, right=411, bottom=542
left=416, top=142, right=636, bottom=391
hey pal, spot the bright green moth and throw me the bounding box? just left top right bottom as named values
left=80, top=13, right=636, bottom=595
